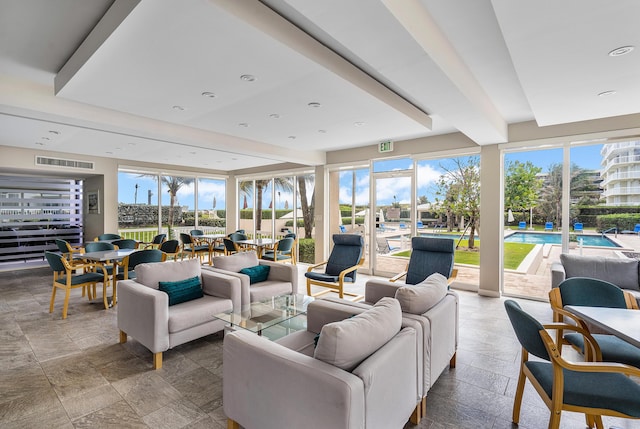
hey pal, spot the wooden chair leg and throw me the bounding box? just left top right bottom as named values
left=102, top=282, right=109, bottom=310
left=512, top=370, right=526, bottom=424
left=227, top=419, right=240, bottom=429
left=49, top=285, right=57, bottom=313
left=119, top=330, right=127, bottom=344
left=153, top=352, right=163, bottom=369
left=449, top=352, right=457, bottom=368
left=62, top=288, right=71, bottom=319
left=410, top=401, right=421, bottom=424
left=421, top=396, right=426, bottom=417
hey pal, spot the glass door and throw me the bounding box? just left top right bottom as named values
left=372, top=171, right=413, bottom=276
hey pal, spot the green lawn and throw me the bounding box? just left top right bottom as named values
left=393, top=240, right=535, bottom=270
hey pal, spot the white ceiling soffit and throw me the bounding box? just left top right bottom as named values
left=492, top=0, right=640, bottom=126
left=54, top=0, right=432, bottom=158
left=268, top=0, right=508, bottom=145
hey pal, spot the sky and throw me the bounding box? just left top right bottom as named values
left=117, top=144, right=605, bottom=209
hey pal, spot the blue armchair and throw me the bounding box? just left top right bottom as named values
left=390, top=236, right=457, bottom=285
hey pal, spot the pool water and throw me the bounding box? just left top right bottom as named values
left=504, top=232, right=620, bottom=247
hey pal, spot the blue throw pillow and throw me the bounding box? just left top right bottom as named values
left=158, top=276, right=203, bottom=306
left=239, top=265, right=270, bottom=284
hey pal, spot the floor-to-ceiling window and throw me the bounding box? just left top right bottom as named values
left=117, top=170, right=159, bottom=241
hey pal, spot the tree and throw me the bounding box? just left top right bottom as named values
left=504, top=160, right=543, bottom=221
left=537, top=163, right=595, bottom=227
left=434, top=157, right=480, bottom=249
left=240, top=178, right=295, bottom=232
left=297, top=174, right=315, bottom=239
left=161, top=176, right=194, bottom=238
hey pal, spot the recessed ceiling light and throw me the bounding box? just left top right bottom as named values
left=238, top=123, right=249, bottom=127
left=609, top=46, right=634, bottom=57
left=269, top=113, right=280, bottom=119
left=172, top=105, right=185, bottom=111
left=598, top=90, right=617, bottom=97
left=354, top=122, right=365, bottom=127
left=105, top=151, right=113, bottom=155
left=48, top=130, right=60, bottom=135
left=35, top=142, right=44, bottom=146
left=288, top=136, right=296, bottom=139
left=308, top=102, right=321, bottom=108
left=189, top=151, right=196, bottom=155
left=318, top=129, right=327, bottom=134
left=240, top=74, right=256, bottom=82
left=201, top=91, right=216, bottom=98
left=231, top=157, right=238, bottom=160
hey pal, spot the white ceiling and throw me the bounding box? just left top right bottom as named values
left=0, top=0, right=639, bottom=172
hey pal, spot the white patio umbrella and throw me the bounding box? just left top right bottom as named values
left=507, top=209, right=514, bottom=230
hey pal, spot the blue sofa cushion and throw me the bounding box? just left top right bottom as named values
left=159, top=276, right=204, bottom=306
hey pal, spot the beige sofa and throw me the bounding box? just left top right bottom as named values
left=223, top=297, right=418, bottom=429
left=551, top=253, right=640, bottom=305
left=204, top=250, right=298, bottom=307
left=117, top=258, right=242, bottom=369
left=326, top=273, right=458, bottom=422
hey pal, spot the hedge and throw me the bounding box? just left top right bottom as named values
left=595, top=213, right=640, bottom=231
left=298, top=238, right=315, bottom=264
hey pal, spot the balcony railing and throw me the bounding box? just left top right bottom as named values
left=602, top=187, right=640, bottom=197
left=601, top=141, right=640, bottom=159
left=600, top=170, right=640, bottom=186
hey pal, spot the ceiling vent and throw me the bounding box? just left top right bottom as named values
left=35, top=156, right=94, bottom=170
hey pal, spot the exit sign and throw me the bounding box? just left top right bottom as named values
left=379, top=140, right=393, bottom=153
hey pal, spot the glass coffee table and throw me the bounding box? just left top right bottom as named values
left=213, top=294, right=313, bottom=336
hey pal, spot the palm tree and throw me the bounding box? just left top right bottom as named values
left=162, top=176, right=193, bottom=238
left=240, top=178, right=295, bottom=233
left=297, top=174, right=315, bottom=239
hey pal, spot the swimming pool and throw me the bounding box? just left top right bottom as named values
left=504, top=232, right=620, bottom=247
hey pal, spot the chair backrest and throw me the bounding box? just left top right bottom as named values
left=276, top=237, right=295, bottom=252
left=375, top=236, right=391, bottom=253
left=159, top=239, right=180, bottom=254
left=545, top=222, right=553, bottom=229
left=223, top=238, right=238, bottom=252
left=190, top=229, right=204, bottom=236
left=634, top=224, right=640, bottom=233
left=325, top=234, right=364, bottom=281
left=235, top=229, right=245, bottom=234
left=518, top=221, right=526, bottom=229
left=123, top=249, right=165, bottom=271
left=55, top=238, right=71, bottom=253
left=504, top=300, right=550, bottom=361
left=85, top=241, right=115, bottom=252
left=229, top=232, right=247, bottom=241
left=405, top=237, right=455, bottom=285
left=417, top=220, right=424, bottom=229
left=574, top=222, right=583, bottom=231
left=112, top=239, right=138, bottom=249
left=558, top=277, right=628, bottom=308
left=45, top=251, right=66, bottom=272
left=284, top=233, right=296, bottom=239
left=180, top=233, right=194, bottom=245
left=152, top=233, right=167, bottom=244
left=96, top=233, right=121, bottom=241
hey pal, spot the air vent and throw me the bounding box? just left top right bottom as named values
left=35, top=156, right=94, bottom=170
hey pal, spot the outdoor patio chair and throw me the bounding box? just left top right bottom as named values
left=518, top=221, right=526, bottom=230
left=548, top=277, right=640, bottom=368
left=375, top=236, right=399, bottom=254
left=305, top=234, right=364, bottom=301
left=504, top=299, right=640, bottom=429
left=545, top=222, right=553, bottom=231
left=388, top=236, right=457, bottom=285
left=635, top=224, right=640, bottom=235
left=45, top=251, right=109, bottom=319
left=416, top=220, right=424, bottom=229
left=573, top=222, right=584, bottom=233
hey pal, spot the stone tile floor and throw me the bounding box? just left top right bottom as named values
left=1, top=265, right=638, bottom=428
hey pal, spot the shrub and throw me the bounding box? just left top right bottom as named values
left=298, top=238, right=315, bottom=264
left=285, top=219, right=306, bottom=227
left=596, top=213, right=640, bottom=231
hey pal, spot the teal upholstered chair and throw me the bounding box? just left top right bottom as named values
left=180, top=233, right=211, bottom=264
left=159, top=239, right=181, bottom=260
left=55, top=238, right=84, bottom=259
left=549, top=277, right=640, bottom=367
left=141, top=233, right=166, bottom=249
left=190, top=229, right=204, bottom=237
left=112, top=239, right=138, bottom=249
left=261, top=237, right=294, bottom=263
left=45, top=251, right=109, bottom=319
left=223, top=238, right=240, bottom=255
left=84, top=241, right=117, bottom=299
left=504, top=299, right=640, bottom=429
left=112, top=249, right=166, bottom=304
left=305, top=234, right=364, bottom=300
left=390, top=236, right=457, bottom=285
left=95, top=233, right=121, bottom=241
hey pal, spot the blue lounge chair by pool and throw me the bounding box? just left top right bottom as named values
left=545, top=222, right=553, bottom=231
left=634, top=224, right=640, bottom=235
left=573, top=222, right=583, bottom=233
left=518, top=221, right=526, bottom=230
left=339, top=225, right=347, bottom=233
left=399, top=223, right=407, bottom=229
left=417, top=220, right=424, bottom=229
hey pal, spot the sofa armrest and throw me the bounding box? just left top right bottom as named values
left=550, top=261, right=566, bottom=288
left=352, top=327, right=418, bottom=427
left=117, top=280, right=169, bottom=353
left=200, top=270, right=242, bottom=312
left=260, top=260, right=298, bottom=294
left=223, top=330, right=364, bottom=429
left=202, top=267, right=250, bottom=307
left=364, top=278, right=402, bottom=304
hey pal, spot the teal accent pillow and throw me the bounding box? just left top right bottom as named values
left=239, top=265, right=270, bottom=284
left=158, top=276, right=203, bottom=306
